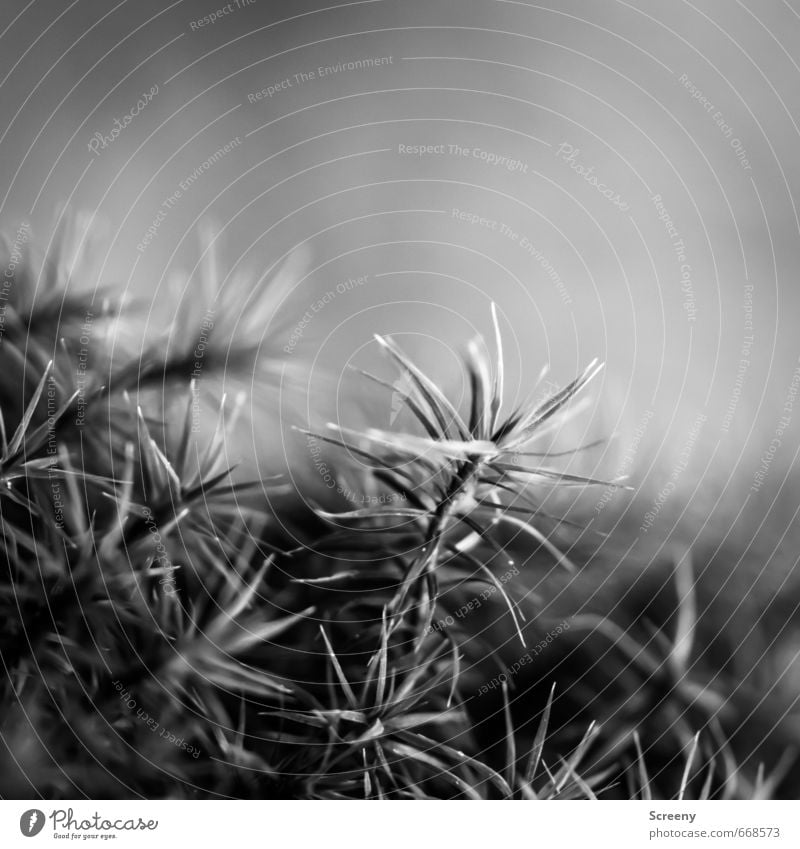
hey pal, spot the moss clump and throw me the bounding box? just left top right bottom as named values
left=0, top=233, right=792, bottom=799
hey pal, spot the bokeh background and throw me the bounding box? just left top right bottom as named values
left=2, top=0, right=800, bottom=544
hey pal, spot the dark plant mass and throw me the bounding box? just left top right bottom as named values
left=0, top=234, right=796, bottom=802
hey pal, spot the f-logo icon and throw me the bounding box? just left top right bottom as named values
left=19, top=809, right=45, bottom=837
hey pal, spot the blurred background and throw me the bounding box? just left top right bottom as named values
left=2, top=0, right=800, bottom=544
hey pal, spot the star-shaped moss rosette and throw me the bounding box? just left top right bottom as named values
left=297, top=305, right=627, bottom=641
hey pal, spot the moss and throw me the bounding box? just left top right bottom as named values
left=0, top=233, right=793, bottom=800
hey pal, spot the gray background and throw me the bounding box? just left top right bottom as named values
left=2, top=0, right=799, bottom=541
